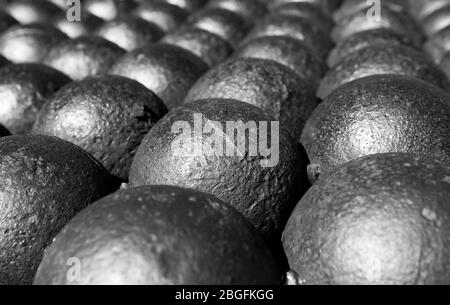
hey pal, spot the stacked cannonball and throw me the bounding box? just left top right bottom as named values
left=0, top=0, right=448, bottom=286
left=419, top=0, right=450, bottom=82
left=285, top=0, right=450, bottom=285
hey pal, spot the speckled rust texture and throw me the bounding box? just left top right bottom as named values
left=94, top=16, right=164, bottom=51
left=109, top=43, right=208, bottom=110
left=185, top=58, right=318, bottom=141
left=0, top=24, right=68, bottom=63
left=327, top=29, right=418, bottom=68
left=44, top=36, right=125, bottom=80
left=283, top=153, right=450, bottom=285
left=235, top=36, right=327, bottom=90
left=318, top=44, right=450, bottom=99
left=0, top=135, right=116, bottom=285
left=245, top=14, right=333, bottom=60
left=303, top=75, right=450, bottom=181
left=34, top=185, right=281, bottom=285
left=186, top=7, right=253, bottom=47
left=33, top=75, right=168, bottom=180
left=0, top=64, right=71, bottom=134
left=162, top=27, right=232, bottom=67
left=129, top=99, right=306, bottom=242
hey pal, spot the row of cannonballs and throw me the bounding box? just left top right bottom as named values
left=0, top=0, right=449, bottom=285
